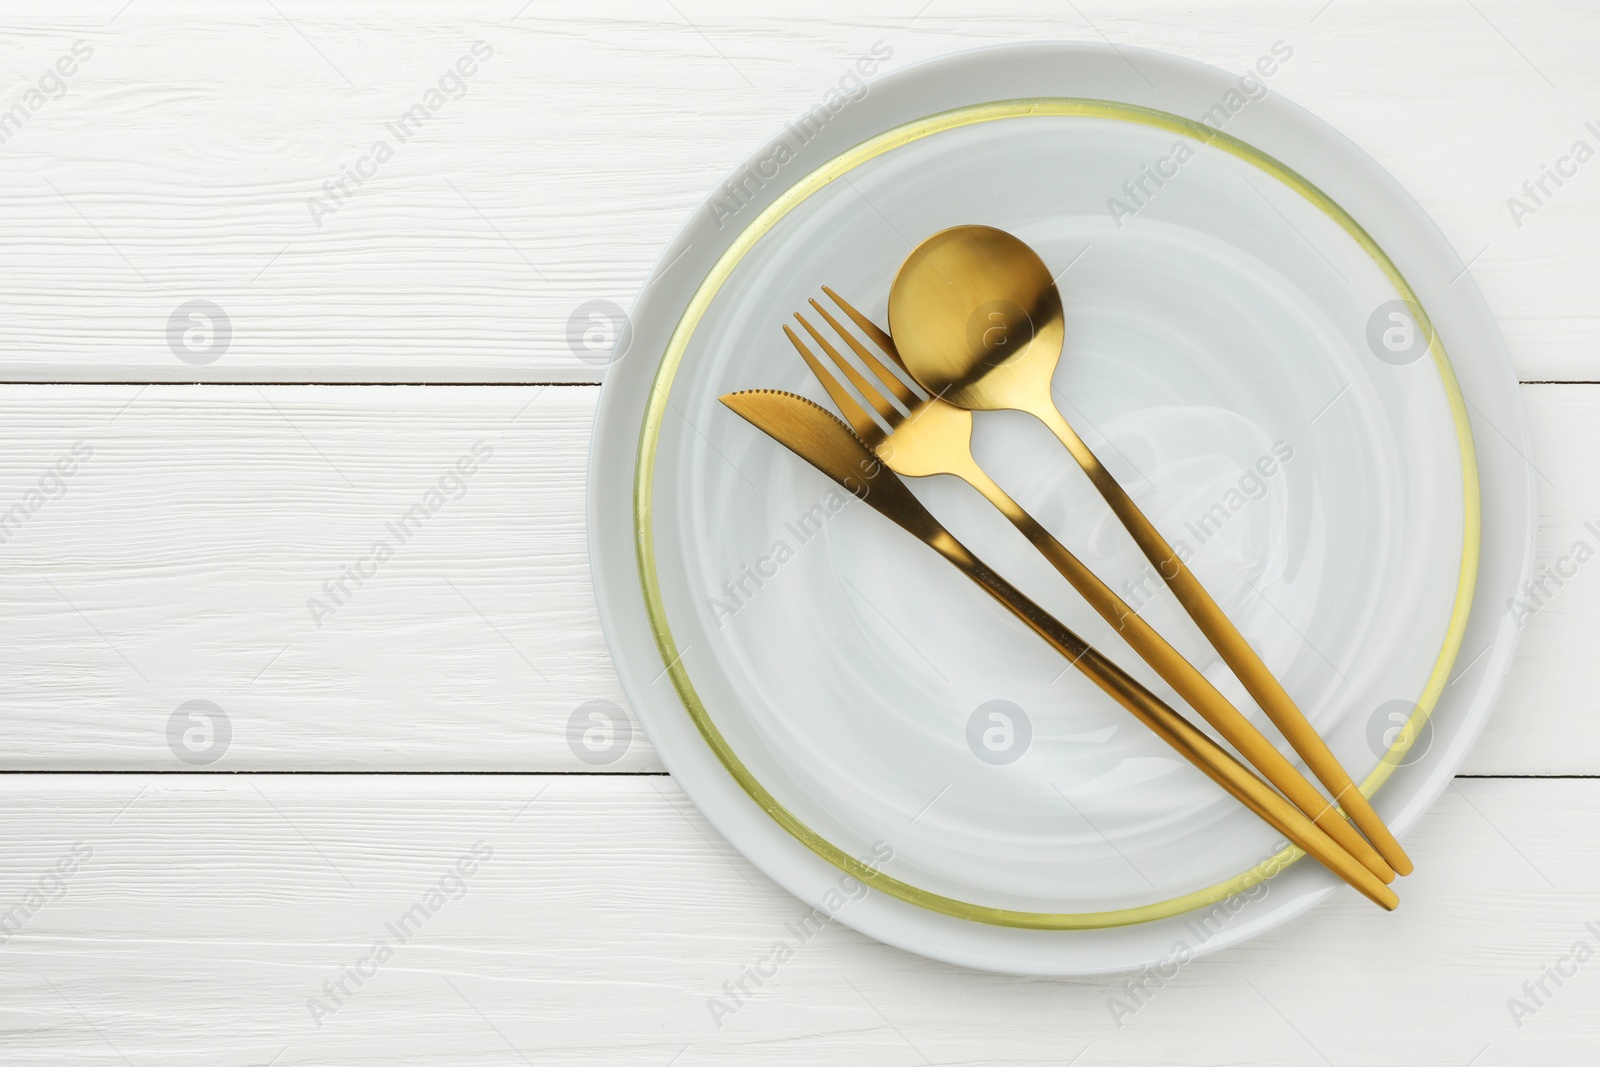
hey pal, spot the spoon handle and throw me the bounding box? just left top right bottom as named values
left=1030, top=402, right=1414, bottom=877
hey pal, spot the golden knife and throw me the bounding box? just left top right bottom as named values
left=720, top=387, right=1397, bottom=910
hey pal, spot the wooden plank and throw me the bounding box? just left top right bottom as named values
left=0, top=384, right=642, bottom=770
left=1474, top=385, right=1600, bottom=774
left=0, top=382, right=1586, bottom=772
left=0, top=3, right=1592, bottom=381
left=0, top=774, right=1591, bottom=1064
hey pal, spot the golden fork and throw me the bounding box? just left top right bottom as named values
left=784, top=287, right=1393, bottom=885
left=720, top=388, right=1397, bottom=910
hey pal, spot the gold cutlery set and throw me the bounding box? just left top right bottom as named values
left=721, top=224, right=1410, bottom=909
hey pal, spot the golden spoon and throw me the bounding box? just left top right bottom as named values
left=887, top=224, right=1413, bottom=877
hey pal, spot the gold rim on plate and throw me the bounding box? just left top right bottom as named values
left=632, top=98, right=1481, bottom=929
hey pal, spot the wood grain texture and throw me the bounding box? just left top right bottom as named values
left=0, top=774, right=1592, bottom=1066
left=0, top=384, right=640, bottom=770
left=0, top=382, right=1583, bottom=773
left=0, top=3, right=1592, bottom=1058
left=0, top=1, right=1593, bottom=381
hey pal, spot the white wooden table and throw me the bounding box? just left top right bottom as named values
left=0, top=2, right=1594, bottom=1062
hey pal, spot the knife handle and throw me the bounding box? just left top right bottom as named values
left=1033, top=402, right=1412, bottom=877
left=929, top=529, right=1397, bottom=910
left=955, top=462, right=1394, bottom=885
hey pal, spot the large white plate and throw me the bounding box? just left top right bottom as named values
left=587, top=42, right=1534, bottom=974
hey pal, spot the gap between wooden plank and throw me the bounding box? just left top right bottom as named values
left=0, top=380, right=606, bottom=387
left=0, top=380, right=1585, bottom=387
left=0, top=770, right=1581, bottom=778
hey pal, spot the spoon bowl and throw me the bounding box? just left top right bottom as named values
left=887, top=225, right=1064, bottom=415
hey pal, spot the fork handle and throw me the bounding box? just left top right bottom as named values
left=930, top=536, right=1398, bottom=911
left=958, top=463, right=1394, bottom=884
left=1029, top=401, right=1413, bottom=876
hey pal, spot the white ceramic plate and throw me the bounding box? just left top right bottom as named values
left=588, top=42, right=1534, bottom=974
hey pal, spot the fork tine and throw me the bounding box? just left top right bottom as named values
left=808, top=298, right=920, bottom=410
left=782, top=324, right=881, bottom=442
left=821, top=286, right=913, bottom=379
left=795, top=312, right=902, bottom=424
